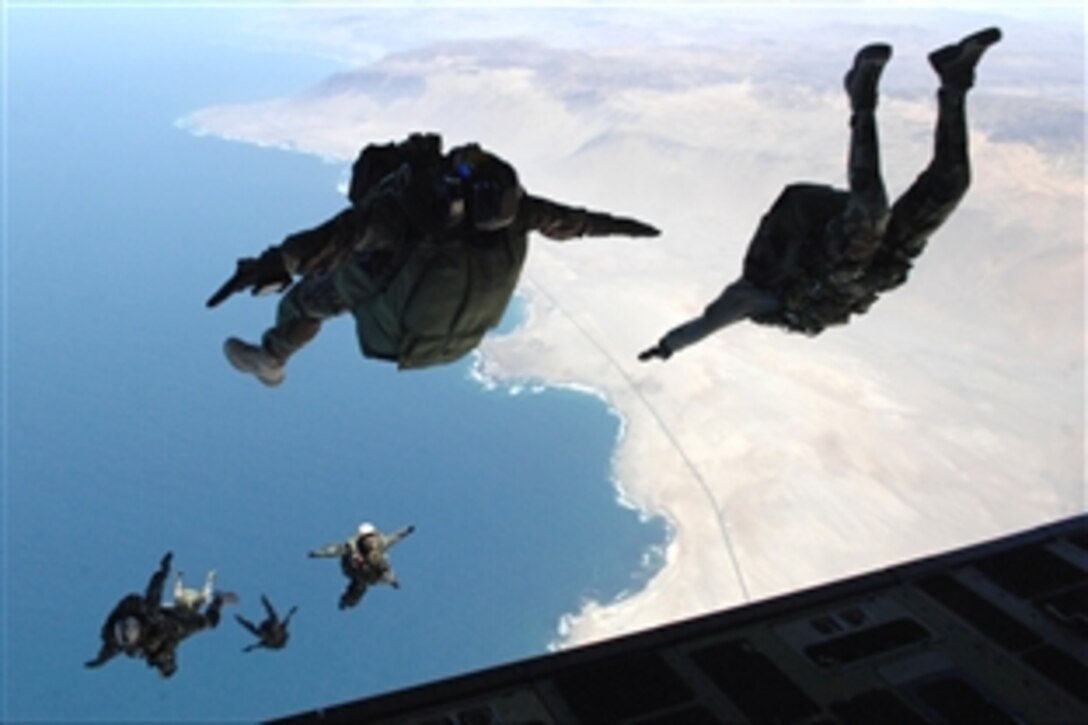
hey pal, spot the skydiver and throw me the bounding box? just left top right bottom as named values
left=639, top=28, right=1002, bottom=361
left=85, top=552, right=172, bottom=669
left=308, top=522, right=415, bottom=610
left=141, top=589, right=238, bottom=678
left=85, top=552, right=237, bottom=678
left=207, top=133, right=660, bottom=385
left=235, top=594, right=297, bottom=652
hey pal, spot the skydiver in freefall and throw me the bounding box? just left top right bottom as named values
left=85, top=553, right=237, bottom=678
left=85, top=552, right=173, bottom=670
left=207, top=134, right=660, bottom=386
left=639, top=27, right=1002, bottom=361
left=236, top=594, right=297, bottom=652
left=308, top=522, right=415, bottom=610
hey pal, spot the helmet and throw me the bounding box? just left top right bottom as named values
left=113, top=616, right=142, bottom=647
left=358, top=522, right=377, bottom=537
left=447, top=144, right=523, bottom=231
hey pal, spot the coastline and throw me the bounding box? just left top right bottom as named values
left=12, top=8, right=1082, bottom=722
left=174, top=11, right=1086, bottom=653
left=473, top=213, right=1085, bottom=647
left=476, top=278, right=752, bottom=649
left=470, top=290, right=679, bottom=649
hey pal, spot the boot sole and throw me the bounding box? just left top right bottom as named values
left=929, top=27, right=1002, bottom=74
left=844, top=44, right=892, bottom=106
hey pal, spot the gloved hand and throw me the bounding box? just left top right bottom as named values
left=582, top=213, right=660, bottom=238
left=247, top=247, right=293, bottom=295
left=206, top=247, right=292, bottom=308
left=638, top=342, right=673, bottom=362
left=604, top=216, right=661, bottom=238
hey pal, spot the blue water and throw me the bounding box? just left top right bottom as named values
left=4, top=8, right=665, bottom=721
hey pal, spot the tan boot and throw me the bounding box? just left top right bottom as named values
left=224, top=338, right=286, bottom=387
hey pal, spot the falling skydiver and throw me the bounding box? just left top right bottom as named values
left=235, top=594, right=297, bottom=652
left=85, top=552, right=237, bottom=678
left=84, top=552, right=173, bottom=670
left=207, top=133, right=660, bottom=385
left=639, top=27, right=1002, bottom=362
left=308, top=522, right=415, bottom=610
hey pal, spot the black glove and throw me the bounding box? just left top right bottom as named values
left=249, top=247, right=292, bottom=294
left=583, top=213, right=660, bottom=238
left=607, top=216, right=661, bottom=238
left=206, top=247, right=292, bottom=308
left=638, top=342, right=672, bottom=362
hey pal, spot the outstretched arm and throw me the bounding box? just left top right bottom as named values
left=207, top=206, right=372, bottom=308
left=277, top=208, right=358, bottom=276
left=523, top=195, right=659, bottom=241
left=308, top=543, right=348, bottom=559
left=235, top=613, right=261, bottom=638
left=639, top=279, right=780, bottom=362
left=382, top=525, right=416, bottom=550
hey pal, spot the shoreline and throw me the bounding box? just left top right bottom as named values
left=175, top=11, right=1086, bottom=651
left=476, top=279, right=751, bottom=649
left=469, top=296, right=681, bottom=650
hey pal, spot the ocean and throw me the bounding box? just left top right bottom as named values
left=3, top=7, right=665, bottom=721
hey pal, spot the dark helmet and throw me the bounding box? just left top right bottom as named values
left=447, top=144, right=523, bottom=231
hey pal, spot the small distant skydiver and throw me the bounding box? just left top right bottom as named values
left=207, top=133, right=660, bottom=385
left=639, top=27, right=1002, bottom=361
left=308, top=522, right=415, bottom=610
left=236, top=594, right=297, bottom=652
left=85, top=552, right=237, bottom=678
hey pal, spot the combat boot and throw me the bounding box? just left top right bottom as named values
left=224, top=338, right=286, bottom=387
left=929, top=27, right=1002, bottom=91
left=844, top=43, right=892, bottom=111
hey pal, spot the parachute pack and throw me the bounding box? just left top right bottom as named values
left=338, top=134, right=528, bottom=370
left=347, top=132, right=445, bottom=209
